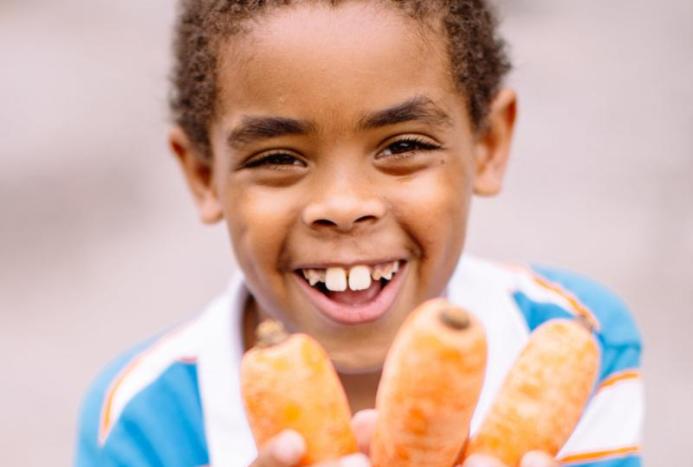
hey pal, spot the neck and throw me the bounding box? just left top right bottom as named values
left=339, top=370, right=381, bottom=413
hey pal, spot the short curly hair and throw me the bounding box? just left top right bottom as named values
left=170, top=0, right=511, bottom=160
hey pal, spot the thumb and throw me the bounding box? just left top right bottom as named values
left=351, top=409, right=378, bottom=455
left=460, top=454, right=508, bottom=467
left=249, top=430, right=306, bottom=467
left=520, top=451, right=560, bottom=467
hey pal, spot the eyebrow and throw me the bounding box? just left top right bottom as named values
left=227, top=116, right=315, bottom=149
left=226, top=95, right=451, bottom=149
left=357, top=95, right=453, bottom=130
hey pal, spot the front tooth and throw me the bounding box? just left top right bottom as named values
left=348, top=265, right=372, bottom=291
left=325, top=267, right=347, bottom=292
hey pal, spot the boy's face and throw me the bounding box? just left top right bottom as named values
left=172, top=2, right=515, bottom=372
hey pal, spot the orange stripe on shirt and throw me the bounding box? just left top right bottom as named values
left=559, top=445, right=640, bottom=464
left=597, top=369, right=640, bottom=392
left=98, top=322, right=195, bottom=444
left=99, top=353, right=147, bottom=444
left=531, top=274, right=600, bottom=331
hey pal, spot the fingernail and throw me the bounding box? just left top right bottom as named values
left=462, top=454, right=501, bottom=467
left=340, top=453, right=371, bottom=467
left=521, top=451, right=553, bottom=467
left=462, top=459, right=483, bottom=467
left=274, top=430, right=305, bottom=464
left=352, top=409, right=378, bottom=425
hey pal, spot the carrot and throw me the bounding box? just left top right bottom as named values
left=371, top=298, right=487, bottom=467
left=462, top=318, right=600, bottom=466
left=240, top=320, right=358, bottom=465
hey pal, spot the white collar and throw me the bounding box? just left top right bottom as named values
left=196, top=269, right=256, bottom=466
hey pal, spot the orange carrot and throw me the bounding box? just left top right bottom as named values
left=240, top=320, right=358, bottom=465
left=371, top=298, right=487, bottom=467
left=463, top=318, right=600, bottom=466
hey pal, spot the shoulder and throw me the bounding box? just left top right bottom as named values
left=530, top=265, right=641, bottom=347
left=527, top=266, right=645, bottom=463
left=459, top=257, right=644, bottom=463
left=460, top=257, right=643, bottom=378
left=468, top=257, right=642, bottom=345
left=75, top=318, right=209, bottom=467
left=528, top=265, right=643, bottom=391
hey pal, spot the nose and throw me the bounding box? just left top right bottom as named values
left=301, top=182, right=386, bottom=233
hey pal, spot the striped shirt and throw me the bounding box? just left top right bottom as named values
left=75, top=255, right=643, bottom=466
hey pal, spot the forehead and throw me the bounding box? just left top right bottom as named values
left=214, top=2, right=461, bottom=129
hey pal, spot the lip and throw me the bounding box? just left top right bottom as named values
left=292, top=256, right=405, bottom=271
left=292, top=261, right=408, bottom=325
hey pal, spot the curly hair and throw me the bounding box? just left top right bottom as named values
left=170, top=0, right=511, bottom=159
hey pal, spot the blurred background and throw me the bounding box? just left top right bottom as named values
left=1, top=0, right=690, bottom=464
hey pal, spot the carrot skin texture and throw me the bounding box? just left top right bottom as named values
left=371, top=299, right=487, bottom=467
left=241, top=331, right=357, bottom=465
left=464, top=319, right=600, bottom=466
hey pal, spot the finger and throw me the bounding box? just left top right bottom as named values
left=351, top=409, right=378, bottom=455
left=249, top=430, right=306, bottom=467
left=520, top=451, right=560, bottom=467
left=460, top=453, right=508, bottom=467
left=313, top=452, right=371, bottom=467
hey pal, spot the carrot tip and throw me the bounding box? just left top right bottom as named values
left=439, top=307, right=471, bottom=330
left=256, top=320, right=289, bottom=347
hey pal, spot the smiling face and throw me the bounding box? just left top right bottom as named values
left=171, top=2, right=516, bottom=372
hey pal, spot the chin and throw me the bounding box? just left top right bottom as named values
left=329, top=348, right=388, bottom=374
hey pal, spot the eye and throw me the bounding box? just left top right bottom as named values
left=377, top=137, right=441, bottom=160
left=242, top=152, right=307, bottom=170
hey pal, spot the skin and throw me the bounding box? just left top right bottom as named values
left=169, top=2, right=557, bottom=466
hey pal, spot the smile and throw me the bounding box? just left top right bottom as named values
left=293, top=260, right=407, bottom=325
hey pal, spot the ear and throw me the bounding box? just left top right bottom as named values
left=168, top=127, right=223, bottom=224
left=472, top=88, right=517, bottom=196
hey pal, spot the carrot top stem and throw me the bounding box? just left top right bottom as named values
left=439, top=307, right=471, bottom=330
left=256, top=320, right=289, bottom=348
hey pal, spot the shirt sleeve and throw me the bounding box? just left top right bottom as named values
left=74, top=345, right=160, bottom=467
left=74, top=339, right=209, bottom=467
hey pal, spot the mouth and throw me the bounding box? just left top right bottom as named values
left=292, top=259, right=407, bottom=325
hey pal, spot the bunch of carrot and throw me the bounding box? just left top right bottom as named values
left=240, top=300, right=599, bottom=466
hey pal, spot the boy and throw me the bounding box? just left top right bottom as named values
left=75, top=1, right=644, bottom=466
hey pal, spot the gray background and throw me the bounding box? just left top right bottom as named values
left=1, top=0, right=691, bottom=464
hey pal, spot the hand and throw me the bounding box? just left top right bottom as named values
left=461, top=451, right=560, bottom=467
left=248, top=409, right=377, bottom=467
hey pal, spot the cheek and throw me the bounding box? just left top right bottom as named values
left=224, top=185, right=298, bottom=282
left=392, top=160, right=472, bottom=286
left=209, top=134, right=295, bottom=281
